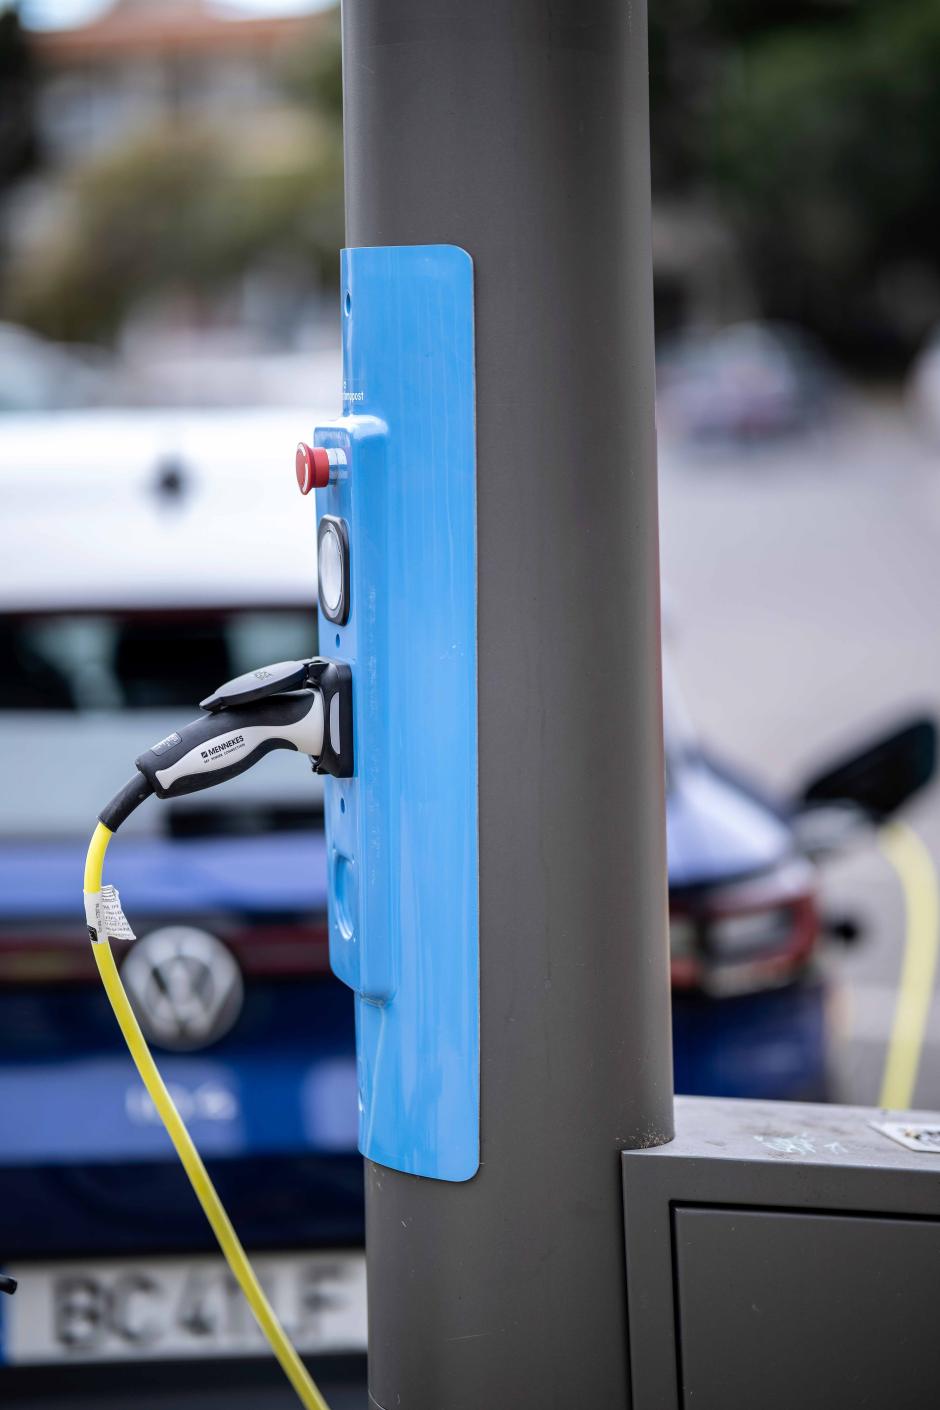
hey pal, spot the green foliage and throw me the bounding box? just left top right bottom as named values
left=8, top=116, right=344, bottom=342
left=714, top=3, right=940, bottom=233
left=650, top=0, right=940, bottom=360
left=281, top=6, right=343, bottom=122
left=8, top=0, right=940, bottom=362
left=4, top=7, right=345, bottom=343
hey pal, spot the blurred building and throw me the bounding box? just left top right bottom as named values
left=30, top=0, right=327, bottom=161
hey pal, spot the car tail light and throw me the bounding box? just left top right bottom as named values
left=708, top=907, right=800, bottom=957
left=670, top=858, right=818, bottom=996
left=0, top=918, right=331, bottom=987
left=223, top=920, right=330, bottom=978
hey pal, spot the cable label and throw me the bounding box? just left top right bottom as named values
left=84, top=886, right=136, bottom=943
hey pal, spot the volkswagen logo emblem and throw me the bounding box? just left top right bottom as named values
left=121, top=927, right=244, bottom=1052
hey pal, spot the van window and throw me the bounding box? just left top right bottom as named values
left=0, top=610, right=318, bottom=712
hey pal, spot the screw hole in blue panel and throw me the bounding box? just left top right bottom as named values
left=344, top=291, right=352, bottom=316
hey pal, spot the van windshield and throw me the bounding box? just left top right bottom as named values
left=0, top=608, right=320, bottom=838
left=0, top=609, right=317, bottom=712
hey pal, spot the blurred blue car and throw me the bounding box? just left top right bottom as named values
left=0, top=411, right=370, bottom=1386
left=0, top=409, right=932, bottom=1384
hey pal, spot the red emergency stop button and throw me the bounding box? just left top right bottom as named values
left=296, top=443, right=330, bottom=495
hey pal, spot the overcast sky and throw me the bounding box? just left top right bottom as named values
left=19, top=0, right=331, bottom=30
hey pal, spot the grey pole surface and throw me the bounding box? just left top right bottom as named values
left=342, top=4, right=674, bottom=1406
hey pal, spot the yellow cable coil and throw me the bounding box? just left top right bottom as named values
left=84, top=821, right=331, bottom=1410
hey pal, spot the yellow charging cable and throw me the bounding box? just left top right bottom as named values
left=878, top=821, right=940, bottom=1111
left=84, top=820, right=331, bottom=1410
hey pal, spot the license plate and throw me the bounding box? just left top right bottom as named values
left=0, top=1251, right=367, bottom=1365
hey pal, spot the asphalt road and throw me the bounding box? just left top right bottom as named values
left=659, top=391, right=940, bottom=1110
left=2, top=1358, right=368, bottom=1410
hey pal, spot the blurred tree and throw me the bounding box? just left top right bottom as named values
left=649, top=0, right=940, bottom=367
left=281, top=4, right=343, bottom=124
left=3, top=9, right=344, bottom=344
left=0, top=5, right=38, bottom=193
left=6, top=0, right=940, bottom=367
left=711, top=0, right=940, bottom=363
left=8, top=114, right=344, bottom=342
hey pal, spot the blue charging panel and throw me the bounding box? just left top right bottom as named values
left=314, top=245, right=479, bottom=1182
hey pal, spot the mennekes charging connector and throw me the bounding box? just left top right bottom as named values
left=198, top=656, right=352, bottom=752
left=83, top=656, right=353, bottom=1410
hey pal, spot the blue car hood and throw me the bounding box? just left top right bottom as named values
left=0, top=832, right=328, bottom=920
left=667, top=757, right=793, bottom=889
